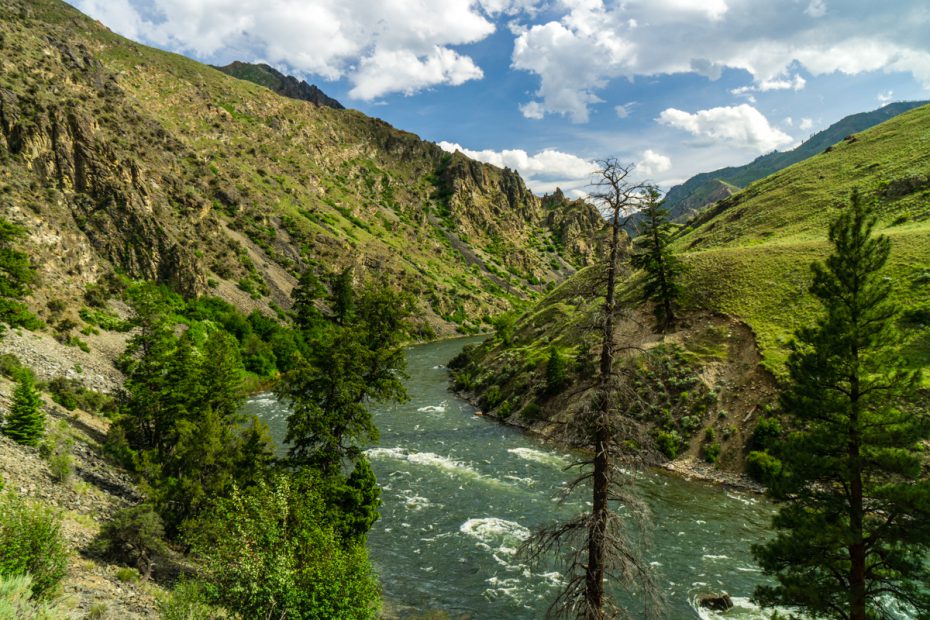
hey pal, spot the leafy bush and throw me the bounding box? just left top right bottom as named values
left=702, top=442, right=721, bottom=463
left=193, top=474, right=380, bottom=620
left=0, top=354, right=32, bottom=382
left=158, top=581, right=222, bottom=620
left=750, top=417, right=782, bottom=451
left=115, top=567, right=140, bottom=583
left=0, top=574, right=70, bottom=619
left=94, top=504, right=167, bottom=579
left=47, top=378, right=116, bottom=416
left=519, top=403, right=543, bottom=421
left=39, top=422, right=73, bottom=484
left=0, top=493, right=68, bottom=599
left=655, top=430, right=682, bottom=459
left=746, top=450, right=783, bottom=484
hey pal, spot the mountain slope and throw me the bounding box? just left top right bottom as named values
left=215, top=61, right=345, bottom=110
left=662, top=101, right=928, bottom=222
left=0, top=0, right=604, bottom=338
left=452, top=102, right=930, bottom=472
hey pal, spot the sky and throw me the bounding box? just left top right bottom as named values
left=71, top=0, right=930, bottom=197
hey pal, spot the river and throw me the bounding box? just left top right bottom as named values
left=243, top=337, right=779, bottom=619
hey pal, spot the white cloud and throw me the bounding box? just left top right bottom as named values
left=437, top=141, right=595, bottom=194
left=75, top=0, right=539, bottom=99
left=637, top=149, right=672, bottom=177
left=658, top=104, right=793, bottom=153
left=878, top=90, right=894, bottom=104
left=799, top=117, right=814, bottom=131
left=614, top=102, right=636, bottom=118
left=510, top=0, right=930, bottom=121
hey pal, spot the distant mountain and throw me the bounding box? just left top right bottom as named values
left=215, top=61, right=345, bottom=110
left=662, top=101, right=929, bottom=222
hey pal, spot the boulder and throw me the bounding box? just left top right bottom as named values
left=698, top=592, right=734, bottom=612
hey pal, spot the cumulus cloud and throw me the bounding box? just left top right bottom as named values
left=878, top=90, right=894, bottom=104
left=637, top=149, right=672, bottom=177
left=799, top=117, right=814, bottom=131
left=437, top=141, right=595, bottom=194
left=658, top=104, right=793, bottom=153
left=510, top=0, right=930, bottom=121
left=74, top=0, right=536, bottom=99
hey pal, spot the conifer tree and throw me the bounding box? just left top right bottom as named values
left=752, top=190, right=930, bottom=619
left=3, top=372, right=44, bottom=446
left=632, top=187, right=681, bottom=331
left=0, top=218, right=37, bottom=336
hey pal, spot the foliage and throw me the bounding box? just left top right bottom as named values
left=0, top=574, right=70, bottom=620
left=749, top=416, right=782, bottom=451
left=157, top=580, right=223, bottom=620
left=752, top=192, right=930, bottom=618
left=0, top=492, right=68, bottom=599
left=3, top=373, right=45, bottom=447
left=745, top=451, right=782, bottom=485
left=94, top=503, right=167, bottom=579
left=193, top=473, right=380, bottom=620
left=701, top=441, right=720, bottom=464
left=40, top=421, right=73, bottom=484
left=0, top=218, right=38, bottom=336
left=544, top=346, right=568, bottom=396
left=47, top=378, right=116, bottom=417
left=279, top=275, right=412, bottom=472
left=632, top=188, right=682, bottom=331
left=110, top=282, right=274, bottom=535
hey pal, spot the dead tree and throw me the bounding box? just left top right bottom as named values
left=523, top=160, right=662, bottom=619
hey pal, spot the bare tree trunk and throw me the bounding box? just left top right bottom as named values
left=585, top=189, right=623, bottom=617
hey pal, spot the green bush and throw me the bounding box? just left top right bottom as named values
left=750, top=416, right=782, bottom=451
left=0, top=574, right=70, bottom=619
left=746, top=450, right=783, bottom=484
left=47, top=378, right=116, bottom=416
left=158, top=581, right=222, bottom=620
left=0, top=493, right=68, bottom=599
left=193, top=473, right=380, bottom=620
left=94, top=504, right=167, bottom=579
left=115, top=567, right=140, bottom=583
left=656, top=430, right=682, bottom=459
left=0, top=354, right=32, bottom=382
left=544, top=346, right=568, bottom=396
left=702, top=442, right=721, bottom=463
left=519, top=403, right=543, bottom=421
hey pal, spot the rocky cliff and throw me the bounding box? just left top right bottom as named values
left=0, top=0, right=604, bottom=338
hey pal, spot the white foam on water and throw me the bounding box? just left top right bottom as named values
left=692, top=596, right=794, bottom=620
left=702, top=554, right=730, bottom=561
left=460, top=517, right=530, bottom=547
left=366, top=447, right=478, bottom=477
left=399, top=492, right=433, bottom=511
left=507, top=447, right=570, bottom=468
left=417, top=401, right=448, bottom=413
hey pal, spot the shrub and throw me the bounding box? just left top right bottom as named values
left=746, top=450, right=783, bottom=484
left=750, top=416, right=782, bottom=451
left=94, top=504, right=167, bottom=579
left=0, top=493, right=68, bottom=599
left=519, top=403, right=543, bottom=421
left=39, top=421, right=73, bottom=484
left=656, top=430, right=682, bottom=459
left=193, top=473, right=380, bottom=620
left=3, top=373, right=45, bottom=447
left=115, top=567, right=140, bottom=583
left=0, top=354, right=31, bottom=381
left=702, top=442, right=721, bottom=463
left=47, top=378, right=116, bottom=416
left=0, top=574, right=70, bottom=619
left=158, top=581, right=221, bottom=620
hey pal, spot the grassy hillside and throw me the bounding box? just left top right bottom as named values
left=662, top=101, right=928, bottom=222
left=0, top=0, right=603, bottom=340
left=452, top=101, right=930, bottom=473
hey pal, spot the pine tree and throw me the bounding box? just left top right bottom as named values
left=3, top=372, right=45, bottom=446
left=632, top=187, right=682, bottom=331
left=0, top=218, right=37, bottom=336
left=752, top=190, right=930, bottom=619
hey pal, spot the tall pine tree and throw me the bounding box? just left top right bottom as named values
left=752, top=190, right=930, bottom=619
left=3, top=372, right=44, bottom=446
left=632, top=187, right=682, bottom=332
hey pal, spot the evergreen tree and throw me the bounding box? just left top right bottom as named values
left=632, top=187, right=682, bottom=331
left=291, top=269, right=325, bottom=331
left=545, top=346, right=568, bottom=395
left=752, top=190, right=930, bottom=619
left=0, top=218, right=37, bottom=336
left=3, top=372, right=44, bottom=446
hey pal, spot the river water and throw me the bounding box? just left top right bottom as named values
left=243, top=337, right=780, bottom=619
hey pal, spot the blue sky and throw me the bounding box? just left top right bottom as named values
left=72, top=0, right=930, bottom=196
